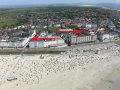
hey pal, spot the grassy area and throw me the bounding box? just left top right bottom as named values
left=0, top=49, right=63, bottom=55
left=0, top=18, right=29, bottom=28
left=35, top=27, right=59, bottom=33
left=50, top=27, right=59, bottom=32
left=0, top=19, right=18, bottom=28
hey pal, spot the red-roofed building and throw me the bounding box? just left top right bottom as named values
left=73, top=29, right=85, bottom=35
left=56, top=29, right=73, bottom=33
left=31, top=36, right=61, bottom=41
left=29, top=36, right=66, bottom=48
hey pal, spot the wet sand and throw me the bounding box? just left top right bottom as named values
left=93, top=65, right=120, bottom=90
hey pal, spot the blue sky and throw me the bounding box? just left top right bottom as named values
left=0, top=0, right=119, bottom=6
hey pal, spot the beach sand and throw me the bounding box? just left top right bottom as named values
left=0, top=55, right=120, bottom=90
left=0, top=43, right=120, bottom=90
left=93, top=64, right=120, bottom=90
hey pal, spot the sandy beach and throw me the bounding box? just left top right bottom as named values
left=93, top=64, right=120, bottom=90
left=0, top=43, right=120, bottom=90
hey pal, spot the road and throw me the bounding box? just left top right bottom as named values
left=59, top=39, right=120, bottom=51
left=0, top=39, right=120, bottom=54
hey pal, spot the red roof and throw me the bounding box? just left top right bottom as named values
left=56, top=29, right=73, bottom=33
left=74, top=29, right=85, bottom=35
left=31, top=36, right=39, bottom=41
left=31, top=36, right=61, bottom=41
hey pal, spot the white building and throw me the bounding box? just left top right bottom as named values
left=29, top=38, right=67, bottom=48
left=98, top=33, right=119, bottom=42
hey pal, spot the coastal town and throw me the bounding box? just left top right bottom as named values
left=0, top=7, right=120, bottom=50
left=0, top=4, right=120, bottom=90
